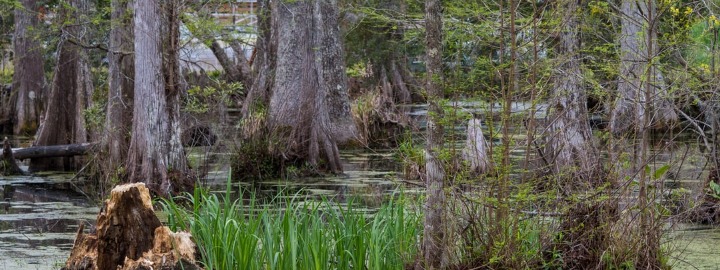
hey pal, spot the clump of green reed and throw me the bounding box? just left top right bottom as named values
left=161, top=181, right=421, bottom=270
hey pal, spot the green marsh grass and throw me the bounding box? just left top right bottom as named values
left=161, top=182, right=422, bottom=270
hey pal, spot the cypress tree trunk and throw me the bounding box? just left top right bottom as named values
left=611, top=0, right=676, bottom=137
left=609, top=2, right=664, bottom=267
left=547, top=4, right=617, bottom=268
left=462, top=119, right=490, bottom=174
left=181, top=12, right=252, bottom=88
left=545, top=0, right=599, bottom=186
left=126, top=0, right=189, bottom=194
left=209, top=40, right=243, bottom=82
left=422, top=0, right=445, bottom=267
left=343, top=0, right=415, bottom=147
left=30, top=0, right=94, bottom=171
left=611, top=0, right=646, bottom=138
left=105, top=0, right=134, bottom=170
left=11, top=0, right=45, bottom=135
left=375, top=0, right=414, bottom=104
left=241, top=0, right=274, bottom=117
left=228, top=40, right=253, bottom=89
left=1, top=85, right=10, bottom=134
left=265, top=0, right=356, bottom=173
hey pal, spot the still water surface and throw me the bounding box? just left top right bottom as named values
left=1, top=102, right=718, bottom=269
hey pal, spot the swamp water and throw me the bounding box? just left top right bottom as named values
left=1, top=102, right=719, bottom=269
left=0, top=146, right=416, bottom=270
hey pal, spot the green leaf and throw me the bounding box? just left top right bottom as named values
left=710, top=181, right=720, bottom=195
left=653, top=165, right=671, bottom=180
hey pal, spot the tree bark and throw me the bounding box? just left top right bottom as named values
left=105, top=0, right=134, bottom=170
left=611, top=0, right=643, bottom=137
left=266, top=0, right=356, bottom=173
left=1, top=138, right=22, bottom=175
left=240, top=0, right=274, bottom=117
left=11, top=0, right=46, bottom=135
left=127, top=0, right=190, bottom=194
left=229, top=40, right=254, bottom=89
left=423, top=0, right=445, bottom=267
left=0, top=85, right=10, bottom=134
left=30, top=0, right=94, bottom=172
left=209, top=40, right=243, bottom=82
left=545, top=0, right=599, bottom=187
left=611, top=0, right=677, bottom=137
left=389, top=60, right=412, bottom=104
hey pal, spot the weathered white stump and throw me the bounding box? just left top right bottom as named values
left=462, top=119, right=490, bottom=174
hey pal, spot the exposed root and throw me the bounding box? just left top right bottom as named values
left=351, top=67, right=411, bottom=148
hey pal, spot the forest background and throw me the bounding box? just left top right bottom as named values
left=1, top=0, right=720, bottom=269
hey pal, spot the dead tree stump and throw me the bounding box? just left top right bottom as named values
left=462, top=119, right=490, bottom=174
left=1, top=137, right=23, bottom=175
left=62, top=183, right=202, bottom=270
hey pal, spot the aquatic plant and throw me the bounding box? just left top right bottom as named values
left=161, top=180, right=421, bottom=270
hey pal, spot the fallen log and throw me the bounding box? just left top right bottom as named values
left=11, top=142, right=95, bottom=160
left=1, top=137, right=23, bottom=175
left=62, top=183, right=202, bottom=270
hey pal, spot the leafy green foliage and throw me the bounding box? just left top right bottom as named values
left=0, top=0, right=16, bottom=55
left=231, top=135, right=281, bottom=181
left=709, top=182, right=720, bottom=200
left=643, top=164, right=672, bottom=181
left=82, top=66, right=110, bottom=134
left=397, top=132, right=423, bottom=161
left=654, top=165, right=671, bottom=180
left=184, top=81, right=243, bottom=114
left=342, top=2, right=422, bottom=74
left=0, top=63, right=11, bottom=85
